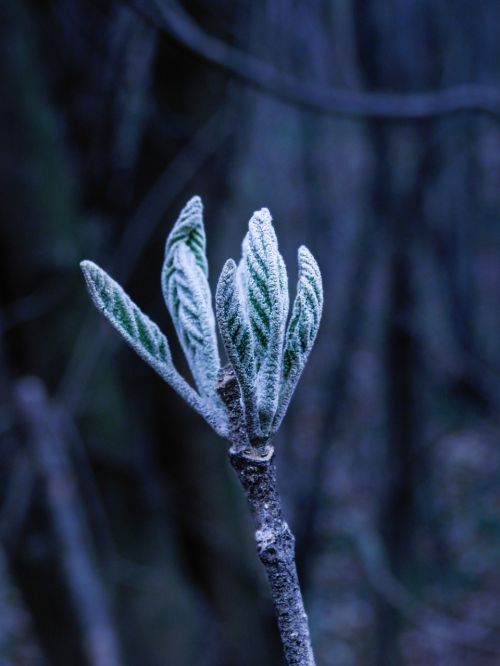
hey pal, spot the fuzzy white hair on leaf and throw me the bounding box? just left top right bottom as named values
left=80, top=260, right=228, bottom=438
left=80, top=198, right=323, bottom=450
left=164, top=196, right=208, bottom=275
left=215, top=258, right=259, bottom=437
left=241, top=209, right=288, bottom=436
left=161, top=196, right=220, bottom=401
left=272, top=246, right=323, bottom=431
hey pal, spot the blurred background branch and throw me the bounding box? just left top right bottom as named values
left=141, top=0, right=500, bottom=119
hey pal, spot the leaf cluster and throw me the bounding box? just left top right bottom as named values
left=81, top=197, right=323, bottom=446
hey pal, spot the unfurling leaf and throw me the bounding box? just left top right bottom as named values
left=216, top=259, right=259, bottom=436
left=273, top=246, right=323, bottom=430
left=80, top=260, right=228, bottom=438
left=241, top=209, right=288, bottom=435
left=161, top=197, right=220, bottom=400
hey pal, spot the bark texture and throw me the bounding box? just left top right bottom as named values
left=229, top=447, right=315, bottom=666
left=216, top=366, right=315, bottom=666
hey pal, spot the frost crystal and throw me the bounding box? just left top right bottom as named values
left=80, top=197, right=323, bottom=448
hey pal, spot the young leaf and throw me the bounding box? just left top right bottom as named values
left=80, top=260, right=228, bottom=438
left=241, top=209, right=288, bottom=434
left=164, top=195, right=208, bottom=275
left=161, top=197, right=220, bottom=400
left=272, top=246, right=323, bottom=431
left=216, top=259, right=259, bottom=437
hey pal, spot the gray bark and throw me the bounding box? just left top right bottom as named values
left=217, top=368, right=315, bottom=666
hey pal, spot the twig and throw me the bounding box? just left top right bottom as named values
left=348, top=524, right=500, bottom=656
left=136, top=0, right=500, bottom=120
left=56, top=406, right=118, bottom=571
left=0, top=451, right=34, bottom=548
left=216, top=367, right=316, bottom=666
left=15, top=377, right=123, bottom=666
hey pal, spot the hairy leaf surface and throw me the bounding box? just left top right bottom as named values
left=241, top=209, right=288, bottom=434
left=162, top=196, right=220, bottom=399
left=216, top=259, right=259, bottom=435
left=164, top=195, right=208, bottom=275
left=81, top=201, right=322, bottom=448
left=80, top=260, right=228, bottom=437
left=273, top=246, right=323, bottom=430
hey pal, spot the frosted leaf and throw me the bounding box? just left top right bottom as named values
left=278, top=253, right=290, bottom=335
left=273, top=246, right=323, bottom=431
left=241, top=209, right=288, bottom=435
left=161, top=196, right=220, bottom=400
left=216, top=259, right=259, bottom=436
left=241, top=209, right=277, bottom=365
left=164, top=195, right=208, bottom=275
left=80, top=260, right=228, bottom=438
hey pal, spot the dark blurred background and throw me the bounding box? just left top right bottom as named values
left=1, top=1, right=500, bottom=664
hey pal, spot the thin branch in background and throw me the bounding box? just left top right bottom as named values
left=346, top=524, right=500, bottom=657
left=0, top=279, right=69, bottom=335
left=110, top=106, right=234, bottom=280
left=295, top=212, right=378, bottom=588
left=133, top=0, right=500, bottom=120
left=56, top=406, right=118, bottom=571
left=411, top=226, right=500, bottom=412
left=0, top=452, right=34, bottom=549
left=15, top=377, right=123, bottom=666
left=0, top=547, right=45, bottom=663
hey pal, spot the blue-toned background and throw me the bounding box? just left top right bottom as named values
left=1, top=1, right=499, bottom=664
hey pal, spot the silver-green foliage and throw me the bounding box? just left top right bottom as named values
left=161, top=196, right=220, bottom=401
left=80, top=257, right=227, bottom=437
left=81, top=197, right=323, bottom=446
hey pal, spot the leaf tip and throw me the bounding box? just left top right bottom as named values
left=80, top=259, right=96, bottom=274
left=184, top=194, right=203, bottom=213
left=80, top=259, right=102, bottom=292
left=298, top=245, right=322, bottom=282
left=222, top=257, right=237, bottom=274
left=251, top=207, right=272, bottom=227
left=178, top=195, right=203, bottom=225
left=80, top=259, right=111, bottom=311
left=167, top=197, right=204, bottom=245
